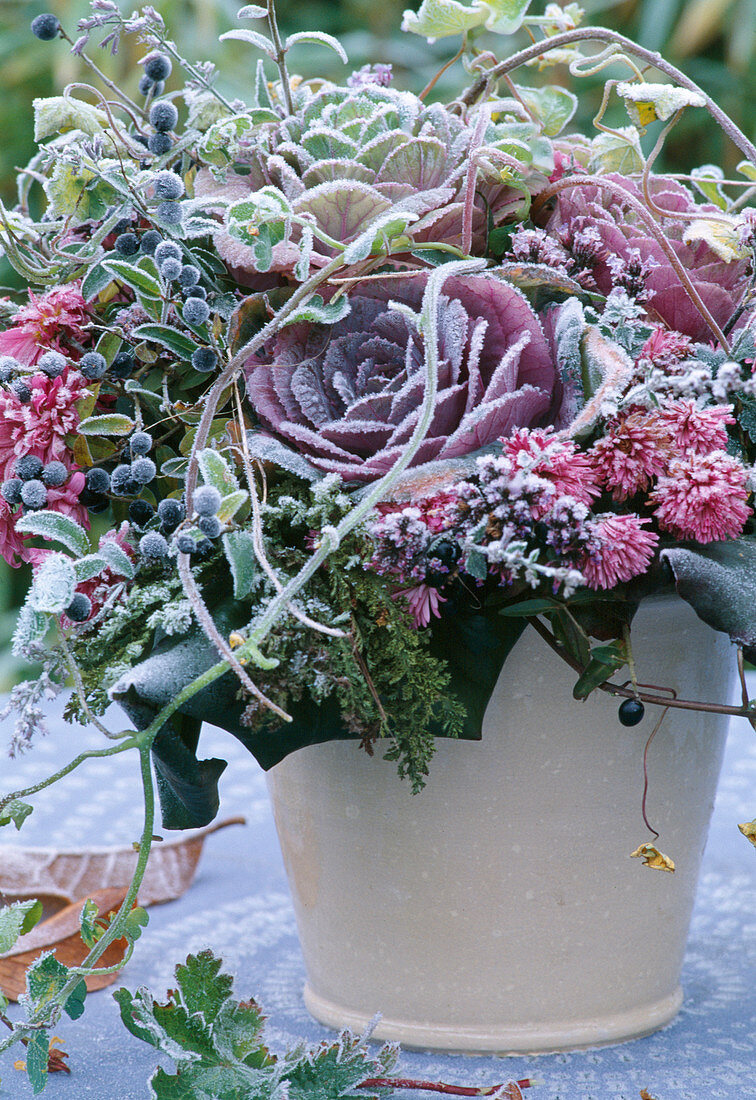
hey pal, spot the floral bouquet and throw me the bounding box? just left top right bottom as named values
left=1, top=0, right=756, bottom=1088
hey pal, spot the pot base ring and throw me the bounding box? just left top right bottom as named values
left=303, top=982, right=683, bottom=1055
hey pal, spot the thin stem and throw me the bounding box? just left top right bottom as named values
left=419, top=41, right=466, bottom=102
left=58, top=29, right=144, bottom=118
left=58, top=633, right=127, bottom=741
left=0, top=740, right=138, bottom=818
left=459, top=27, right=756, bottom=171
left=641, top=708, right=668, bottom=841
left=532, top=174, right=731, bottom=352
left=267, top=0, right=294, bottom=116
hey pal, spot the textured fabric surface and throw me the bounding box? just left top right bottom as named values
left=1, top=689, right=755, bottom=1099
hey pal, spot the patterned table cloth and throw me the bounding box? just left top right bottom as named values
left=1, top=691, right=756, bottom=1100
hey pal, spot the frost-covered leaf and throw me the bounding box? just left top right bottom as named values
left=222, top=530, right=258, bottom=599
left=216, top=490, right=249, bottom=524
left=81, top=263, right=115, bottom=303
left=285, top=31, right=349, bottom=64
left=102, top=258, right=162, bottom=300
left=615, top=81, right=706, bottom=126
left=244, top=432, right=323, bottom=480
left=14, top=511, right=89, bottom=556
left=589, top=127, right=645, bottom=175
left=683, top=217, right=745, bottom=263
left=29, top=555, right=76, bottom=614
left=401, top=0, right=486, bottom=40
left=571, top=640, right=626, bottom=700
left=26, top=1029, right=50, bottom=1095
left=293, top=180, right=391, bottom=246
left=45, top=161, right=120, bottom=224
left=0, top=798, right=33, bottom=830
left=342, top=210, right=418, bottom=264
left=0, top=900, right=43, bottom=953
left=74, top=553, right=111, bottom=582
left=513, top=83, right=577, bottom=137
left=736, top=159, right=756, bottom=182
left=79, top=413, right=136, bottom=436
left=478, top=0, right=532, bottom=34
left=238, top=3, right=268, bottom=16
left=98, top=537, right=136, bottom=579
left=27, top=952, right=71, bottom=1007
left=284, top=293, right=351, bottom=325
left=690, top=164, right=729, bottom=210
left=197, top=449, right=240, bottom=494
left=33, top=95, right=109, bottom=142
left=132, top=323, right=199, bottom=359
left=219, top=28, right=276, bottom=56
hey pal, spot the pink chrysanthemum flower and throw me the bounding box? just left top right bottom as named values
left=392, top=583, right=446, bottom=629
left=580, top=513, right=659, bottom=590
left=502, top=427, right=600, bottom=516
left=656, top=399, right=733, bottom=455
left=590, top=410, right=672, bottom=501
left=0, top=497, right=28, bottom=568
left=0, top=367, right=88, bottom=478
left=1, top=470, right=89, bottom=569
left=639, top=326, right=693, bottom=370
left=0, top=283, right=88, bottom=366
left=649, top=450, right=751, bottom=543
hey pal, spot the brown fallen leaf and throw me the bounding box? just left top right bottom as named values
left=0, top=887, right=128, bottom=1001
left=640, top=1089, right=658, bottom=1100
left=0, top=815, right=245, bottom=914
left=630, top=844, right=675, bottom=873
left=738, top=820, right=756, bottom=846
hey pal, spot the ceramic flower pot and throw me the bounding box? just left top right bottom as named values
left=265, top=596, right=736, bottom=1053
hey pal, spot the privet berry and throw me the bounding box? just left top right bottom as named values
left=15, top=455, right=44, bottom=481
left=20, top=480, right=48, bottom=510
left=198, top=514, right=222, bottom=540
left=111, top=352, right=135, bottom=380
left=149, top=101, right=178, bottom=133
left=157, top=498, right=184, bottom=528
left=183, top=298, right=210, bottom=326
left=191, top=347, right=216, bottom=373
left=144, top=53, right=172, bottom=82
left=618, top=698, right=645, bottom=727
left=140, top=230, right=162, bottom=255
left=158, top=257, right=182, bottom=282
left=1, top=479, right=22, bottom=505
left=153, top=171, right=184, bottom=201
left=139, top=531, right=169, bottom=560
left=42, top=461, right=69, bottom=488
left=85, top=467, right=110, bottom=494
left=129, top=499, right=155, bottom=526
left=154, top=241, right=181, bottom=265
left=0, top=355, right=19, bottom=382
left=148, top=132, right=173, bottom=156
left=175, top=532, right=196, bottom=555
left=178, top=264, right=200, bottom=288
left=156, top=201, right=183, bottom=226
left=65, top=592, right=92, bottom=623
left=37, top=351, right=67, bottom=378
left=31, top=13, right=60, bottom=40
left=114, top=232, right=140, bottom=257
left=131, top=457, right=157, bottom=485
left=10, top=380, right=31, bottom=403
left=109, top=464, right=133, bottom=495
left=193, top=485, right=222, bottom=516
left=184, top=285, right=207, bottom=301
left=79, top=351, right=108, bottom=380
left=130, top=431, right=153, bottom=455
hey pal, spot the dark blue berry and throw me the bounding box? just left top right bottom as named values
left=154, top=241, right=181, bottom=265
left=193, top=485, right=222, bottom=516
left=10, top=380, right=31, bottom=403
left=158, top=257, right=182, bottom=282
left=65, top=592, right=92, bottom=622
left=144, top=53, right=172, bottom=82
left=156, top=201, right=182, bottom=226
left=20, top=479, right=48, bottom=510
left=0, top=355, right=18, bottom=382
left=149, top=101, right=178, bottom=133
left=175, top=532, right=196, bottom=555
left=1, top=479, right=22, bottom=505
left=42, top=461, right=69, bottom=488
left=129, top=499, right=155, bottom=526
left=134, top=134, right=150, bottom=149
left=15, top=455, right=44, bottom=481
left=184, top=285, right=207, bottom=301
left=139, top=531, right=169, bottom=560
left=140, top=230, right=162, bottom=255
left=131, top=457, right=156, bottom=484
left=183, top=298, right=210, bottom=326
left=79, top=351, right=108, bottom=380
left=148, top=132, right=173, bottom=156
left=85, top=467, right=110, bottom=494
left=37, top=351, right=67, bottom=378
left=157, top=498, right=184, bottom=528
left=86, top=495, right=110, bottom=514
left=130, top=431, right=153, bottom=455
left=111, top=352, right=135, bottom=380
left=110, top=464, right=132, bottom=495
left=198, top=514, right=222, bottom=539
left=138, top=73, right=155, bottom=96
left=618, top=698, right=645, bottom=727
left=191, top=347, right=216, bottom=373
left=153, top=171, right=184, bottom=200
left=194, top=537, right=214, bottom=558
left=178, top=264, right=200, bottom=288
left=31, top=13, right=60, bottom=40
left=114, top=232, right=140, bottom=257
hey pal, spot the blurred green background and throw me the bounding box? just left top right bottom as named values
left=0, top=0, right=753, bottom=687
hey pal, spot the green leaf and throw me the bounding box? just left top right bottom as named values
left=513, top=83, right=577, bottom=136
left=0, top=900, right=42, bottom=952
left=401, top=0, right=486, bottom=40
left=219, top=28, right=276, bottom=55
left=79, top=897, right=101, bottom=949
left=122, top=906, right=149, bottom=944
left=198, top=449, right=240, bottom=494
left=78, top=413, right=136, bottom=436
left=64, top=978, right=87, bottom=1020
left=238, top=3, right=268, bottom=16
left=661, top=539, right=756, bottom=659
left=736, top=159, right=756, bottom=182
left=285, top=31, right=349, bottom=63
left=216, top=490, right=248, bottom=524
left=27, top=952, right=70, bottom=1007
left=0, top=798, right=33, bottom=830
left=21, top=899, right=44, bottom=936
left=33, top=95, right=109, bottom=141
left=342, top=210, right=418, bottom=265
left=479, top=0, right=532, bottom=35
left=29, top=555, right=76, bottom=614
left=465, top=547, right=488, bottom=581
left=132, top=324, right=199, bottom=359
left=74, top=553, right=110, bottom=582
left=572, top=641, right=627, bottom=700
left=102, top=258, right=162, bottom=300
left=284, top=294, right=351, bottom=326
left=81, top=263, right=115, bottom=302
left=589, top=127, right=645, bottom=175
left=97, top=537, right=136, bottom=579
left=222, top=530, right=258, bottom=599
left=26, top=1029, right=49, bottom=1095
left=175, top=950, right=233, bottom=1025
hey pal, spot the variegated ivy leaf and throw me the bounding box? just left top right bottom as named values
left=29, top=555, right=76, bottom=614
left=227, top=187, right=292, bottom=271
left=512, top=83, right=577, bottom=137
left=615, top=81, right=706, bottom=127
left=341, top=210, right=419, bottom=264
left=478, top=0, right=532, bottom=35
left=199, top=112, right=277, bottom=168
left=683, top=217, right=746, bottom=263
left=589, top=126, right=645, bottom=175
left=33, top=95, right=110, bottom=142
left=44, top=161, right=121, bottom=225
left=401, top=0, right=486, bottom=41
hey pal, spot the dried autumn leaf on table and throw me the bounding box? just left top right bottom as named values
left=630, top=844, right=676, bottom=872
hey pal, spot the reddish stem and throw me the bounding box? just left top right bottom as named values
left=358, top=1078, right=535, bottom=1095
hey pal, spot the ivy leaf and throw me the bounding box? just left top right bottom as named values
left=512, top=83, right=577, bottom=137
left=79, top=898, right=101, bottom=950
left=33, top=95, right=109, bottom=141
left=27, top=952, right=71, bottom=1008
left=341, top=210, right=419, bottom=265
left=121, top=906, right=149, bottom=945
left=589, top=127, right=645, bottom=175
left=0, top=798, right=33, bottom=830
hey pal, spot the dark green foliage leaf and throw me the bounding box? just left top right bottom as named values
left=21, top=899, right=43, bottom=936
left=0, top=797, right=33, bottom=829
left=81, top=263, right=114, bottom=302
left=0, top=899, right=42, bottom=952
left=64, top=978, right=87, bottom=1020
left=26, top=1029, right=49, bottom=1095
left=174, top=951, right=233, bottom=1026
left=27, top=952, right=70, bottom=1008
left=132, top=324, right=199, bottom=360
left=121, top=906, right=149, bottom=944
left=572, top=641, right=627, bottom=700
left=662, top=539, right=756, bottom=660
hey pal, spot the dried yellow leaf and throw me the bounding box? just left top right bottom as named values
left=738, top=820, right=756, bottom=846
left=630, top=844, right=675, bottom=872
left=640, top=1090, right=658, bottom=1100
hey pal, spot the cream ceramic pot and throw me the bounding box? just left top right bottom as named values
left=265, top=597, right=735, bottom=1053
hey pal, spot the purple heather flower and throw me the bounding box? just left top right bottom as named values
left=244, top=273, right=559, bottom=483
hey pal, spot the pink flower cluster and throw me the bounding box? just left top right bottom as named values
left=0, top=284, right=89, bottom=366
